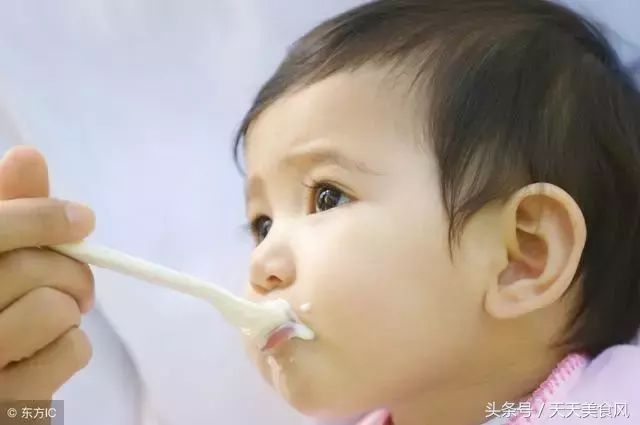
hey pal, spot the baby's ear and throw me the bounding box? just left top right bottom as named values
left=485, top=183, right=586, bottom=319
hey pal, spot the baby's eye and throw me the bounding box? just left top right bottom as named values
left=250, top=215, right=272, bottom=243
left=312, top=183, right=352, bottom=213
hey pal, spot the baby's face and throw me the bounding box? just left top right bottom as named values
left=242, top=69, right=499, bottom=418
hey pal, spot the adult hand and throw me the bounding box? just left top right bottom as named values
left=0, top=146, right=95, bottom=400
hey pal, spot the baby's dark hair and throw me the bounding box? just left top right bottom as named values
left=232, top=0, right=640, bottom=357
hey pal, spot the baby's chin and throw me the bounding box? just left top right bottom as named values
left=253, top=347, right=320, bottom=414
left=247, top=344, right=370, bottom=420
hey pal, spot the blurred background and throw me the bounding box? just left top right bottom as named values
left=0, top=1, right=636, bottom=425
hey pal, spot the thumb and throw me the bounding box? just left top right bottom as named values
left=0, top=145, right=50, bottom=200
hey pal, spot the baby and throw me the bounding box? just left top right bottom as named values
left=236, top=0, right=640, bottom=424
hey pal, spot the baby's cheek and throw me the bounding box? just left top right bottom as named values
left=313, top=282, right=383, bottom=342
left=297, top=227, right=409, bottom=351
left=298, top=213, right=455, bottom=364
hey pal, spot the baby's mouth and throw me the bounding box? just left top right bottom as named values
left=261, top=312, right=315, bottom=354
left=262, top=324, right=298, bottom=352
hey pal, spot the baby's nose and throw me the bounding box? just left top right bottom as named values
left=249, top=248, right=296, bottom=294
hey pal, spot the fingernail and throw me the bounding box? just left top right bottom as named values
left=81, top=294, right=96, bottom=314
left=65, top=202, right=95, bottom=229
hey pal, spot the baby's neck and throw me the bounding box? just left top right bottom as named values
left=387, top=352, right=563, bottom=425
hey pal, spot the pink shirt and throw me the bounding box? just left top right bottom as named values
left=356, top=345, right=640, bottom=425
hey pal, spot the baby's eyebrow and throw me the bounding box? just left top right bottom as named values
left=283, top=144, right=383, bottom=176
left=245, top=143, right=384, bottom=206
